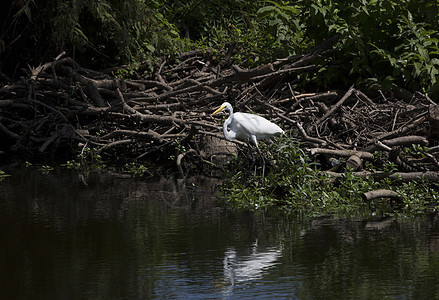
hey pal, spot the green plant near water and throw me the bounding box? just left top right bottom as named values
left=39, top=165, right=55, bottom=174
left=0, top=170, right=10, bottom=182
left=168, top=140, right=186, bottom=161
left=219, top=136, right=439, bottom=216
left=124, top=162, right=150, bottom=177
left=62, top=146, right=106, bottom=170
left=62, top=160, right=82, bottom=170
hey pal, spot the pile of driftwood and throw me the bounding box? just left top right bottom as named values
left=1, top=36, right=439, bottom=191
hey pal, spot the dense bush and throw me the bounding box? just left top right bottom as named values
left=160, top=0, right=439, bottom=95
left=0, top=0, right=185, bottom=74
left=300, top=0, right=439, bottom=95
left=1, top=0, right=439, bottom=97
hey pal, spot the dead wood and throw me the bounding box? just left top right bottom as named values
left=116, top=88, right=185, bottom=127
left=365, top=135, right=429, bottom=152
left=308, top=148, right=374, bottom=160
left=362, top=189, right=401, bottom=202
left=316, top=85, right=355, bottom=125
left=382, top=135, right=429, bottom=148
left=324, top=171, right=439, bottom=182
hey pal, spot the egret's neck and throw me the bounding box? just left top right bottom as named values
left=223, top=113, right=237, bottom=141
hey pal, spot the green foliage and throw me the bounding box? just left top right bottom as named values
left=77, top=146, right=105, bottom=169
left=402, top=144, right=428, bottom=159
left=369, top=11, right=439, bottom=92
left=61, top=146, right=106, bottom=170
left=112, top=62, right=148, bottom=80
left=168, top=140, right=186, bottom=161
left=161, top=0, right=439, bottom=94
left=0, top=0, right=188, bottom=74
left=383, top=161, right=398, bottom=173
left=220, top=137, right=347, bottom=214
left=310, top=1, right=439, bottom=93
left=219, top=137, right=439, bottom=216
left=39, top=165, right=54, bottom=175
left=0, top=170, right=10, bottom=182
left=124, top=162, right=150, bottom=177
left=190, top=0, right=309, bottom=65
left=62, top=160, right=82, bottom=170
left=2, top=0, right=439, bottom=96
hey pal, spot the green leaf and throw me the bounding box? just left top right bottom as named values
left=417, top=45, right=429, bottom=62
left=278, top=11, right=290, bottom=21
left=257, top=6, right=276, bottom=17
left=389, top=57, right=397, bottom=66
left=413, top=62, right=422, bottom=76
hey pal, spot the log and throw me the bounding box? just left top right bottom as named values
left=365, top=135, right=429, bottom=152
left=382, top=135, right=428, bottom=147
left=346, top=154, right=362, bottom=171
left=308, top=148, right=374, bottom=160
left=361, top=189, right=401, bottom=202
left=324, top=171, right=439, bottom=182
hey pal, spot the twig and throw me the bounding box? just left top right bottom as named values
left=316, top=85, right=355, bottom=125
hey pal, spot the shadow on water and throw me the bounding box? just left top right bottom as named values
left=1, top=167, right=439, bottom=299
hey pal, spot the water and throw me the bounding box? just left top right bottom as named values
left=1, top=168, right=439, bottom=299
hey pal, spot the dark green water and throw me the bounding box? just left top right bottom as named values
left=1, top=168, right=439, bottom=299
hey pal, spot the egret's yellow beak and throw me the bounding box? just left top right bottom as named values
left=212, top=105, right=226, bottom=116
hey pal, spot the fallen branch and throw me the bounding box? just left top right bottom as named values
left=316, top=85, right=355, bottom=125
left=308, top=148, right=374, bottom=160
left=324, top=171, right=439, bottom=182
left=361, top=189, right=401, bottom=202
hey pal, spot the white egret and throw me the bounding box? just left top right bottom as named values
left=212, top=102, right=284, bottom=182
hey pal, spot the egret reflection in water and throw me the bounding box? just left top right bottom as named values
left=222, top=241, right=282, bottom=287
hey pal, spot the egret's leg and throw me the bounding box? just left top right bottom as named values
left=256, top=145, right=266, bottom=186
left=247, top=143, right=256, bottom=162
left=244, top=143, right=256, bottom=182
left=250, top=136, right=266, bottom=185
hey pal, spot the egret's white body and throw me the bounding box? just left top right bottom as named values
left=212, top=102, right=284, bottom=182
